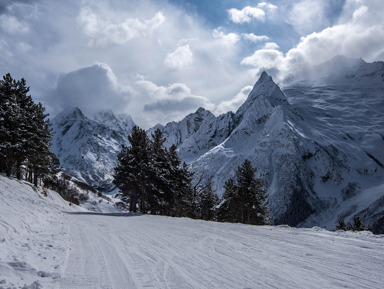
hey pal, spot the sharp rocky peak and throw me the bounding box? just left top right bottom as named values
left=53, top=106, right=86, bottom=124
left=247, top=72, right=286, bottom=105
left=235, top=71, right=288, bottom=122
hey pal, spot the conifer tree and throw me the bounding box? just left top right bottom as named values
left=198, top=176, right=219, bottom=221
left=0, top=74, right=19, bottom=176
left=218, top=159, right=269, bottom=225
left=113, top=126, right=151, bottom=212
left=0, top=73, right=56, bottom=184
left=217, top=178, right=241, bottom=223
left=149, top=128, right=170, bottom=214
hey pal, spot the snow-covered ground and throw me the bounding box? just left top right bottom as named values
left=1, top=175, right=383, bottom=289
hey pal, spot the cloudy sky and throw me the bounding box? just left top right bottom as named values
left=1, top=0, right=383, bottom=128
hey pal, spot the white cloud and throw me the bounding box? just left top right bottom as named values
left=286, top=0, right=384, bottom=64
left=164, top=44, right=193, bottom=69
left=212, top=28, right=240, bottom=44
left=257, top=2, right=278, bottom=10
left=78, top=8, right=164, bottom=46
left=263, top=42, right=280, bottom=50
left=242, top=33, right=269, bottom=42
left=241, top=48, right=284, bottom=77
left=228, top=6, right=265, bottom=23
left=287, top=0, right=330, bottom=35
left=216, top=85, right=253, bottom=115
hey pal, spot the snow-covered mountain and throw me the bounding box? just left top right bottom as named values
left=51, top=107, right=135, bottom=192
left=153, top=57, right=384, bottom=232
left=50, top=56, right=384, bottom=233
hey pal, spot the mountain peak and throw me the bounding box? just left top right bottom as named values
left=196, top=107, right=206, bottom=113
left=54, top=106, right=85, bottom=123
left=236, top=71, right=287, bottom=115
left=257, top=71, right=273, bottom=84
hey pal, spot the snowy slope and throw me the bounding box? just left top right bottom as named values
left=51, top=107, right=135, bottom=192
left=0, top=174, right=84, bottom=288
left=1, top=175, right=384, bottom=289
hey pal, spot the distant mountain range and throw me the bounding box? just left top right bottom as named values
left=51, top=56, right=384, bottom=233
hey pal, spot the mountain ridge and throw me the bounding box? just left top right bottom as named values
left=50, top=56, right=384, bottom=232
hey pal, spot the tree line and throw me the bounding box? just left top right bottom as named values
left=0, top=73, right=58, bottom=186
left=114, top=126, right=270, bottom=225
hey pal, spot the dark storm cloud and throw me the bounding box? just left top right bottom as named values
left=0, top=0, right=39, bottom=13
left=143, top=97, right=205, bottom=113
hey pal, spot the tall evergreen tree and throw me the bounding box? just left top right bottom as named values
left=0, top=73, right=56, bottom=185
left=149, top=128, right=171, bottom=214
left=113, top=126, right=151, bottom=212
left=0, top=74, right=19, bottom=176
left=168, top=145, right=195, bottom=217
left=198, top=176, right=219, bottom=221
left=218, top=159, right=269, bottom=225
left=217, top=178, right=237, bottom=222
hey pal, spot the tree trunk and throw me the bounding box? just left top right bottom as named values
left=33, top=169, right=38, bottom=186
left=16, top=159, right=21, bottom=180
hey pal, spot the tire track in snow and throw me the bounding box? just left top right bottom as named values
left=59, top=215, right=135, bottom=289
left=57, top=213, right=384, bottom=289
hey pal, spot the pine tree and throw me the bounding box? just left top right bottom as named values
left=27, top=102, right=54, bottom=186
left=198, top=176, right=219, bottom=221
left=336, top=218, right=347, bottom=230
left=170, top=150, right=195, bottom=218
left=218, top=159, right=269, bottom=225
left=113, top=126, right=151, bottom=212
left=0, top=74, right=56, bottom=185
left=0, top=74, right=19, bottom=176
left=217, top=178, right=241, bottom=223
left=149, top=128, right=171, bottom=214
left=350, top=216, right=368, bottom=231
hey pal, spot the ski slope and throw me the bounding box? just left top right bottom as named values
left=1, top=175, right=384, bottom=289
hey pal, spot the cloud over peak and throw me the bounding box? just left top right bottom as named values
left=49, top=63, right=131, bottom=116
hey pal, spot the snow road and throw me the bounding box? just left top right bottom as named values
left=58, top=212, right=384, bottom=289
left=1, top=175, right=383, bottom=289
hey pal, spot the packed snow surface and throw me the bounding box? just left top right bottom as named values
left=1, top=175, right=383, bottom=289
